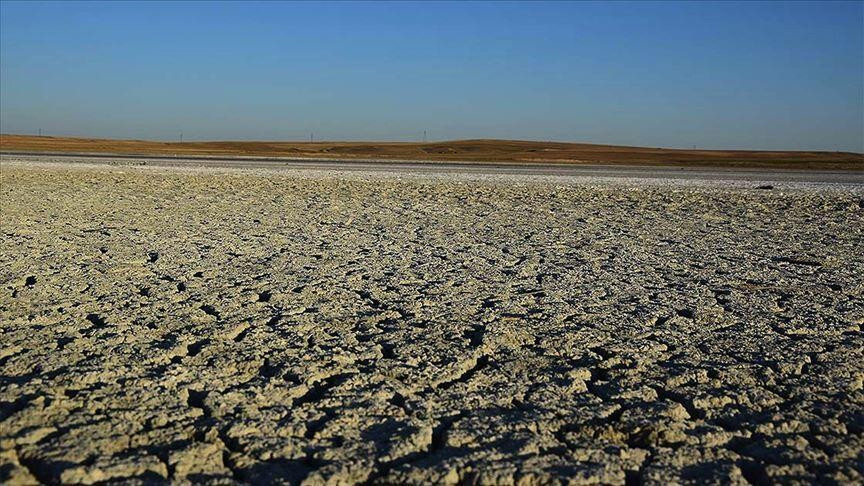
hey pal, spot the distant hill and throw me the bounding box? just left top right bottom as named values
left=2, top=134, right=862, bottom=170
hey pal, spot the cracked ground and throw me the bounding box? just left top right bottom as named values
left=1, top=159, right=863, bottom=485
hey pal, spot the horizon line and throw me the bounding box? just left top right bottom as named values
left=2, top=133, right=861, bottom=155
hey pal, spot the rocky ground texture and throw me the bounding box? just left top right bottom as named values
left=1, top=159, right=863, bottom=485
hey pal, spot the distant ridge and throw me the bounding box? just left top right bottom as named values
left=2, top=134, right=861, bottom=170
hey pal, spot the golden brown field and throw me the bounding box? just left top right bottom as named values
left=2, top=134, right=862, bottom=170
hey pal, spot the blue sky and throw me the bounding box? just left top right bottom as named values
left=1, top=1, right=862, bottom=151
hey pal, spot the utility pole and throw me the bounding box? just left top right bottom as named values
left=310, top=132, right=314, bottom=143
left=423, top=130, right=427, bottom=143
left=180, top=132, right=183, bottom=143
left=38, top=128, right=42, bottom=137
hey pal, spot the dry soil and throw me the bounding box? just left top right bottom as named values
left=1, top=157, right=863, bottom=485
left=3, top=134, right=862, bottom=170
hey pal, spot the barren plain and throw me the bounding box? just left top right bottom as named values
left=1, top=157, right=863, bottom=485
left=3, top=134, right=863, bottom=170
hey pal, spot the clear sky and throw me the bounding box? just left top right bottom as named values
left=1, top=1, right=862, bottom=151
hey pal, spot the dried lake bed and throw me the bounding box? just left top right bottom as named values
left=1, top=157, right=863, bottom=484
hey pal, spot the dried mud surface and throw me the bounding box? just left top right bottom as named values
left=1, top=160, right=863, bottom=485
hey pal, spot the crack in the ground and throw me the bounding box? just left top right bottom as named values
left=463, top=324, right=486, bottom=348
left=199, top=304, right=220, bottom=319
left=361, top=413, right=465, bottom=484
left=435, top=354, right=490, bottom=391
left=293, top=373, right=354, bottom=408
